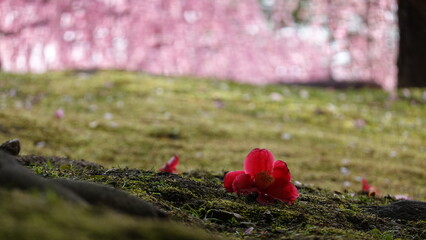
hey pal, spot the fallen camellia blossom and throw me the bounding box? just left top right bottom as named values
left=224, top=148, right=299, bottom=205
left=159, top=155, right=179, bottom=174
left=361, top=179, right=380, bottom=197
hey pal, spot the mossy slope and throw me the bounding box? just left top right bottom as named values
left=0, top=70, right=425, bottom=239
left=4, top=155, right=424, bottom=240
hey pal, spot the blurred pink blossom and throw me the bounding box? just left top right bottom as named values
left=0, top=0, right=397, bottom=90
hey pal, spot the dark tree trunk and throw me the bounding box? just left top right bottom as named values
left=397, top=0, right=426, bottom=87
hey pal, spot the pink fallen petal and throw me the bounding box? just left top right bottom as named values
left=394, top=194, right=413, bottom=200
left=54, top=108, right=65, bottom=119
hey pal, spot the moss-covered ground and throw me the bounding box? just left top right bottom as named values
left=0, top=71, right=425, bottom=239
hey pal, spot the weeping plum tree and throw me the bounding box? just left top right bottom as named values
left=398, top=0, right=426, bottom=87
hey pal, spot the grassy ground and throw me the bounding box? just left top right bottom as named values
left=0, top=71, right=424, bottom=199
left=0, top=70, right=425, bottom=239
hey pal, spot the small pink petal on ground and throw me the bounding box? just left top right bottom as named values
left=225, top=148, right=299, bottom=205
left=340, top=167, right=350, bottom=175
left=54, top=108, right=65, bottom=119
left=354, top=118, right=366, bottom=128
left=394, top=195, right=413, bottom=200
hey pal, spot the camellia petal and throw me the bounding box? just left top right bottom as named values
left=159, top=155, right=179, bottom=173
left=361, top=179, right=370, bottom=192
left=272, top=160, right=291, bottom=182
left=256, top=193, right=275, bottom=205
left=244, top=148, right=274, bottom=176
left=232, top=173, right=257, bottom=194
left=224, top=170, right=245, bottom=192
left=361, top=178, right=380, bottom=197
left=264, top=179, right=299, bottom=204
left=167, top=155, right=179, bottom=168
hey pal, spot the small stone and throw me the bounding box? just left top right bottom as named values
left=205, top=209, right=243, bottom=222
left=262, top=210, right=274, bottom=223
left=0, top=139, right=21, bottom=156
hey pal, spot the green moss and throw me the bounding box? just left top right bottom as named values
left=0, top=189, right=218, bottom=240
left=7, top=157, right=422, bottom=239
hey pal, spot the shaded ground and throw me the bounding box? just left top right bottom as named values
left=1, top=153, right=423, bottom=239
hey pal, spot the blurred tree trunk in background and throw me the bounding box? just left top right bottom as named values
left=398, top=0, right=426, bottom=87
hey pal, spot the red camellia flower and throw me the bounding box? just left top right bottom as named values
left=224, top=148, right=299, bottom=205
left=159, top=155, right=179, bottom=173
left=361, top=178, right=380, bottom=196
